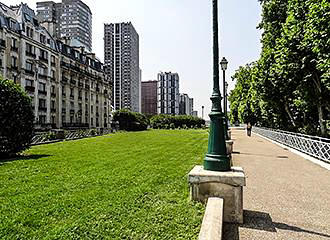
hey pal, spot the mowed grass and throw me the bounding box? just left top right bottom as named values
left=0, top=129, right=208, bottom=239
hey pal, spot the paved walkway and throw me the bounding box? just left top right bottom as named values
left=223, top=129, right=330, bottom=240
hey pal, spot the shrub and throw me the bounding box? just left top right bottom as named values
left=0, top=78, right=34, bottom=158
left=113, top=109, right=149, bottom=131
left=150, top=115, right=205, bottom=130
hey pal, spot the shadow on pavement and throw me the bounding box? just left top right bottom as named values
left=0, top=154, right=52, bottom=165
left=223, top=210, right=330, bottom=240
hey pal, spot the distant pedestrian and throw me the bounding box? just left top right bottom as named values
left=247, top=122, right=252, bottom=137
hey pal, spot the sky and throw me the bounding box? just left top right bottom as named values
left=2, top=0, right=262, bottom=118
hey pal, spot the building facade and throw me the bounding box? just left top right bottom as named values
left=157, top=72, right=180, bottom=115
left=179, top=93, right=194, bottom=115
left=141, top=80, right=157, bottom=116
left=0, top=2, right=110, bottom=130
left=37, top=0, right=92, bottom=52
left=104, top=22, right=140, bottom=112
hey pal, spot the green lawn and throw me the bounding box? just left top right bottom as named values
left=0, top=130, right=208, bottom=239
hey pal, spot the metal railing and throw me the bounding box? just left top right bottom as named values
left=253, top=127, right=330, bottom=163
left=31, top=129, right=114, bottom=146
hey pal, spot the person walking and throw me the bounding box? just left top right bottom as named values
left=247, top=122, right=252, bottom=137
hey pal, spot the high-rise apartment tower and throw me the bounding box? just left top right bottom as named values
left=157, top=72, right=180, bottom=115
left=37, top=0, right=92, bottom=52
left=104, top=22, right=140, bottom=112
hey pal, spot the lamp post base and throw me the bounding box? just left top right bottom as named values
left=204, top=154, right=231, bottom=171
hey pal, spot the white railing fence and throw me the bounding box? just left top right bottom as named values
left=253, top=127, right=330, bottom=164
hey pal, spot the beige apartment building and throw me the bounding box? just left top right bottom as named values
left=0, top=2, right=111, bottom=130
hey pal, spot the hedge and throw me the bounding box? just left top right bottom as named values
left=150, top=115, right=205, bottom=129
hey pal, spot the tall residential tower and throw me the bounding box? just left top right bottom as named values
left=104, top=22, right=140, bottom=112
left=157, top=72, right=180, bottom=115
left=37, top=0, right=92, bottom=52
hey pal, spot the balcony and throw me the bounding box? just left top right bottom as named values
left=70, top=95, right=74, bottom=100
left=96, top=87, right=100, bottom=92
left=38, top=74, right=48, bottom=80
left=70, top=109, right=75, bottom=115
left=61, top=77, right=68, bottom=83
left=78, top=96, right=82, bottom=101
left=38, top=90, right=47, bottom=95
left=70, top=79, right=76, bottom=85
left=39, top=56, right=48, bottom=63
left=78, top=82, right=84, bottom=87
left=62, top=122, right=89, bottom=129
left=85, top=111, right=89, bottom=115
left=25, top=69, right=35, bottom=76
left=51, top=92, right=56, bottom=98
left=85, top=84, right=90, bottom=89
left=26, top=51, right=36, bottom=58
left=51, top=108, right=56, bottom=113
left=62, top=93, right=66, bottom=98
left=62, top=108, right=66, bottom=114
left=85, top=97, right=88, bottom=101
left=25, top=86, right=35, bottom=92
left=51, top=61, right=56, bottom=67
left=38, top=106, right=47, bottom=112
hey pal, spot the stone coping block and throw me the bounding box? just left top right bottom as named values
left=199, top=197, right=224, bottom=240
left=188, top=166, right=245, bottom=187
left=188, top=166, right=246, bottom=223
left=226, top=140, right=234, bottom=155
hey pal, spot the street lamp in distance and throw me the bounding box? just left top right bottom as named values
left=220, top=57, right=229, bottom=140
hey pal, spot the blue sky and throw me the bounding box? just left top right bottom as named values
left=3, top=0, right=262, bottom=118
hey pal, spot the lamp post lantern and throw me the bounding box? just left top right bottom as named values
left=202, top=106, right=205, bottom=119
left=220, top=57, right=229, bottom=140
left=203, top=0, right=230, bottom=172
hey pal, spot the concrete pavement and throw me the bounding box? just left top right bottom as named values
left=223, top=129, right=330, bottom=240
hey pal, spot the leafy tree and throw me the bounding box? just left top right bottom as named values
left=229, top=0, right=329, bottom=136
left=112, top=109, right=149, bottom=131
left=0, top=77, right=34, bottom=158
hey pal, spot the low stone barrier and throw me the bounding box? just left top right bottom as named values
left=199, top=197, right=224, bottom=240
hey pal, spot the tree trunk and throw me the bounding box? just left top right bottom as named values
left=284, top=101, right=296, bottom=127
left=312, top=73, right=327, bottom=136
left=317, top=104, right=327, bottom=136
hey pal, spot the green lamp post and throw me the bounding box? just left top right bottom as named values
left=220, top=57, right=230, bottom=140
left=203, top=0, right=230, bottom=171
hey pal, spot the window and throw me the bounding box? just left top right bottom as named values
left=51, top=55, right=56, bottom=65
left=11, top=56, right=17, bottom=67
left=39, top=49, right=48, bottom=60
left=40, top=34, right=46, bottom=44
left=39, top=82, right=46, bottom=92
left=51, top=100, right=55, bottom=109
left=39, top=99, right=46, bottom=108
left=51, top=69, right=55, bottom=78
left=26, top=43, right=35, bottom=55
left=26, top=79, right=34, bottom=87
left=70, top=88, right=74, bottom=97
left=39, top=115, right=46, bottom=124
left=39, top=65, right=47, bottom=75
left=62, top=86, right=66, bottom=96
left=26, top=61, right=33, bottom=71
left=11, top=38, right=17, bottom=49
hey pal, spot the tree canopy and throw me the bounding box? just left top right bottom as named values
left=229, top=0, right=330, bottom=136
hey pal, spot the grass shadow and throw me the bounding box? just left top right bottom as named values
left=0, top=154, right=52, bottom=165
left=223, top=210, right=330, bottom=240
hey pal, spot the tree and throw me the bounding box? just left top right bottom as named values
left=0, top=77, right=34, bottom=158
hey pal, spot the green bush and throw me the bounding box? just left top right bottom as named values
left=0, top=78, right=34, bottom=158
left=150, top=115, right=205, bottom=129
left=113, top=109, right=149, bottom=131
